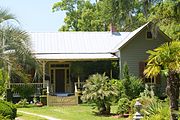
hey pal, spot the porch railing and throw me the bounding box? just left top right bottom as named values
left=74, top=82, right=85, bottom=93
left=10, top=83, right=45, bottom=97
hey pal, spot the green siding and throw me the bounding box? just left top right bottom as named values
left=119, top=28, right=169, bottom=78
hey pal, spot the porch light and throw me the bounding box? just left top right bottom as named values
left=133, top=100, right=143, bottom=120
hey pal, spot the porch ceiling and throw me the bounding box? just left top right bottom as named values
left=34, top=53, right=118, bottom=61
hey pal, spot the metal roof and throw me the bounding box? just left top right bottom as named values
left=29, top=22, right=149, bottom=60
left=30, top=32, right=130, bottom=60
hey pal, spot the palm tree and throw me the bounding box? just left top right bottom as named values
left=0, top=8, right=40, bottom=97
left=144, top=41, right=180, bottom=120
left=0, top=8, right=17, bottom=24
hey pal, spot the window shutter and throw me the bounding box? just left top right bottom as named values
left=139, top=61, right=146, bottom=78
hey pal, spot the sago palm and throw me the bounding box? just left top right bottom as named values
left=81, top=73, right=118, bottom=115
left=144, top=41, right=180, bottom=120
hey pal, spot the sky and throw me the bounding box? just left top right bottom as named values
left=0, top=0, right=65, bottom=32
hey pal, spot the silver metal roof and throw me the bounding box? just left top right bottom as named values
left=29, top=23, right=149, bottom=60
left=30, top=32, right=130, bottom=60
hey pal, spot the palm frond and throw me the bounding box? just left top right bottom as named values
left=144, top=41, right=180, bottom=78
left=0, top=8, right=18, bottom=24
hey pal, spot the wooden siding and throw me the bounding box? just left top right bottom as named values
left=120, top=28, right=169, bottom=78
left=48, top=95, right=77, bottom=106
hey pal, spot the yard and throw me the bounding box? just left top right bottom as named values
left=17, top=105, right=126, bottom=120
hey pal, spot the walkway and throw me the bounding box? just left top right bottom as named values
left=17, top=110, right=61, bottom=120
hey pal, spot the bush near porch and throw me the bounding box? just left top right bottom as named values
left=0, top=99, right=17, bottom=119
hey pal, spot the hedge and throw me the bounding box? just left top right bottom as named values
left=0, top=100, right=17, bottom=119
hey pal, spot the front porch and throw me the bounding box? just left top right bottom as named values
left=9, top=82, right=82, bottom=105
left=9, top=60, right=118, bottom=105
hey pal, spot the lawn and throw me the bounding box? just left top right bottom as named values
left=17, top=104, right=126, bottom=120
left=17, top=112, right=46, bottom=120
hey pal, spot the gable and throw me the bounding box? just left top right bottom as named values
left=113, top=22, right=171, bottom=51
left=119, top=24, right=170, bottom=77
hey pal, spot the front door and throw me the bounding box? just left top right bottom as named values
left=55, top=69, right=65, bottom=93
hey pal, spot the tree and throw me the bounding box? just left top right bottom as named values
left=122, top=63, right=144, bottom=100
left=0, top=8, right=16, bottom=24
left=52, top=0, right=164, bottom=31
left=0, top=8, right=39, bottom=97
left=53, top=0, right=105, bottom=31
left=81, top=73, right=118, bottom=115
left=149, top=0, right=180, bottom=40
left=144, top=41, right=180, bottom=120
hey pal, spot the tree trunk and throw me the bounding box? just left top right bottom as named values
left=98, top=102, right=106, bottom=114
left=166, top=71, right=179, bottom=120
left=105, top=103, right=111, bottom=115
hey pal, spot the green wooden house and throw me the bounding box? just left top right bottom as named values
left=10, top=22, right=170, bottom=105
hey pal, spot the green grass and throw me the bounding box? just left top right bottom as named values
left=17, top=112, right=46, bottom=120
left=17, top=104, right=125, bottom=120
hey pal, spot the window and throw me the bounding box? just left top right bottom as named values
left=147, top=31, right=152, bottom=39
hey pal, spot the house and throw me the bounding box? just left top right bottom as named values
left=10, top=22, right=170, bottom=105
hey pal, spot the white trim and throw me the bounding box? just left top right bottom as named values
left=49, top=62, right=70, bottom=93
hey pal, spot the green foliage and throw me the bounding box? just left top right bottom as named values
left=15, top=99, right=29, bottom=108
left=110, top=79, right=125, bottom=101
left=144, top=41, right=180, bottom=77
left=0, top=69, right=8, bottom=95
left=81, top=73, right=118, bottom=114
left=144, top=100, right=163, bottom=115
left=117, top=97, right=130, bottom=115
left=52, top=0, right=178, bottom=42
left=144, top=41, right=180, bottom=119
left=52, top=0, right=166, bottom=32
left=13, top=84, right=35, bottom=99
left=142, top=100, right=170, bottom=120
left=0, top=8, right=41, bottom=85
left=149, top=0, right=180, bottom=40
left=0, top=114, right=9, bottom=120
left=140, top=84, right=155, bottom=99
left=122, top=64, right=144, bottom=100
left=0, top=100, right=17, bottom=119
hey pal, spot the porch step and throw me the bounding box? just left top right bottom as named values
left=48, top=95, right=78, bottom=106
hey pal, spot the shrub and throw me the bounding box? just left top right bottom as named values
left=13, top=84, right=35, bottom=99
left=110, top=79, right=126, bottom=101
left=144, top=100, right=163, bottom=115
left=0, top=114, right=9, bottom=120
left=122, top=76, right=144, bottom=100
left=81, top=73, right=118, bottom=115
left=117, top=98, right=130, bottom=115
left=122, top=64, right=144, bottom=100
left=15, top=99, right=29, bottom=108
left=0, top=69, right=9, bottom=96
left=142, top=101, right=170, bottom=120
left=0, top=100, right=17, bottom=119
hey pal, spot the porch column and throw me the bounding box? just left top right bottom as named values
left=42, top=61, right=46, bottom=88
left=46, top=80, right=49, bottom=106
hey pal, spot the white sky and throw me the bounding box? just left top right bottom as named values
left=0, top=0, right=65, bottom=32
